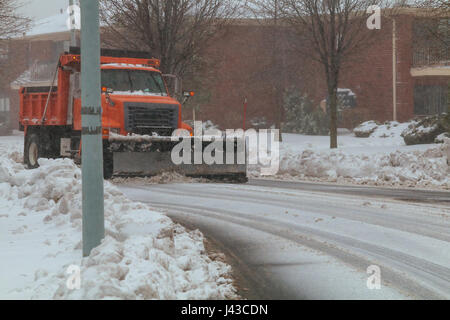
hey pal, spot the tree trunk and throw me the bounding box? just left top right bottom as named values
left=276, top=90, right=284, bottom=142
left=328, top=85, right=338, bottom=149
left=445, top=81, right=450, bottom=132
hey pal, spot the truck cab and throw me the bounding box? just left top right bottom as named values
left=70, top=64, right=184, bottom=138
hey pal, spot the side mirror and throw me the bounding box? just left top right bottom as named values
left=101, top=87, right=115, bottom=106
left=183, top=91, right=195, bottom=98
left=101, top=86, right=114, bottom=94
left=182, top=91, right=195, bottom=105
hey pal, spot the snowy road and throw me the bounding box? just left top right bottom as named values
left=119, top=180, right=450, bottom=300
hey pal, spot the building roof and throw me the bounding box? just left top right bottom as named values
left=19, top=12, right=75, bottom=41
left=14, top=6, right=449, bottom=41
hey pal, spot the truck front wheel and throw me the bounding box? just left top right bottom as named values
left=24, top=133, right=41, bottom=169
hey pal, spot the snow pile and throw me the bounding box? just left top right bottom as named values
left=264, top=144, right=449, bottom=188
left=203, top=120, right=220, bottom=132
left=353, top=121, right=379, bottom=137
left=354, top=121, right=413, bottom=144
left=369, top=122, right=412, bottom=140
left=436, top=132, right=450, bottom=144
left=183, top=120, right=220, bottom=132
left=247, top=133, right=449, bottom=189
left=0, top=142, right=236, bottom=300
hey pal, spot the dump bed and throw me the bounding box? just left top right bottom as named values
left=20, top=60, right=71, bottom=127
left=19, top=86, right=70, bottom=126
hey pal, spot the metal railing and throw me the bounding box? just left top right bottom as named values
left=413, top=46, right=450, bottom=67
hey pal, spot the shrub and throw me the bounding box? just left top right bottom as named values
left=401, top=114, right=448, bottom=145
left=283, top=89, right=329, bottom=135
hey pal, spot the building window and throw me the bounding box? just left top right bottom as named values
left=0, top=98, right=10, bottom=112
left=0, top=42, right=8, bottom=60
left=412, top=18, right=450, bottom=67
left=414, top=85, right=448, bottom=115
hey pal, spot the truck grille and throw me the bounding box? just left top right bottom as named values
left=124, top=103, right=179, bottom=136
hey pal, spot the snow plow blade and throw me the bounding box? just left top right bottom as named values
left=107, top=136, right=248, bottom=183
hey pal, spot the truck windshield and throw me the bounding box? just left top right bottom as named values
left=101, top=69, right=167, bottom=96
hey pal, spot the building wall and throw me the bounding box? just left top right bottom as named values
left=189, top=14, right=423, bottom=129
left=4, top=40, right=28, bottom=131
left=395, top=14, right=415, bottom=122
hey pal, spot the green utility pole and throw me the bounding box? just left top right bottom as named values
left=80, top=0, right=105, bottom=257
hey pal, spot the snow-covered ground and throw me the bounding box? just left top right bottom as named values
left=250, top=126, right=450, bottom=190
left=0, top=135, right=236, bottom=300
left=120, top=181, right=450, bottom=299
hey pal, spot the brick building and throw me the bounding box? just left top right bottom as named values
left=193, top=9, right=449, bottom=129
left=1, top=8, right=448, bottom=133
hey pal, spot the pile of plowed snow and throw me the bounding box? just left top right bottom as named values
left=248, top=134, right=450, bottom=189
left=274, top=144, right=449, bottom=188
left=0, top=139, right=236, bottom=300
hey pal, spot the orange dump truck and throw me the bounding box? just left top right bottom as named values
left=19, top=48, right=247, bottom=181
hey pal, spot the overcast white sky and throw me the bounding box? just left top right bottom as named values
left=18, top=0, right=71, bottom=20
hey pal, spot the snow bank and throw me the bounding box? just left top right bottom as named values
left=275, top=145, right=448, bottom=188
left=249, top=133, right=449, bottom=189
left=0, top=141, right=236, bottom=300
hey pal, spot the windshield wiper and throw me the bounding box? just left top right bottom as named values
left=127, top=71, right=134, bottom=92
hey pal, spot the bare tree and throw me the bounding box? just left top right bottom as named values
left=414, top=0, right=449, bottom=46
left=281, top=0, right=387, bottom=148
left=417, top=0, right=449, bottom=12
left=0, top=0, right=30, bottom=39
left=246, top=0, right=289, bottom=139
left=0, top=0, right=29, bottom=76
left=0, top=0, right=29, bottom=80
left=100, top=0, right=241, bottom=77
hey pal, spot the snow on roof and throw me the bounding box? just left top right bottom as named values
left=337, top=88, right=356, bottom=96
left=24, top=12, right=71, bottom=37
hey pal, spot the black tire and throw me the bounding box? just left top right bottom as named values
left=40, top=131, right=60, bottom=159
left=24, top=133, right=41, bottom=169
left=103, top=149, right=114, bottom=180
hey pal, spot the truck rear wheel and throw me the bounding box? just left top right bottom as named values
left=103, top=149, right=114, bottom=180
left=24, top=133, right=41, bottom=169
